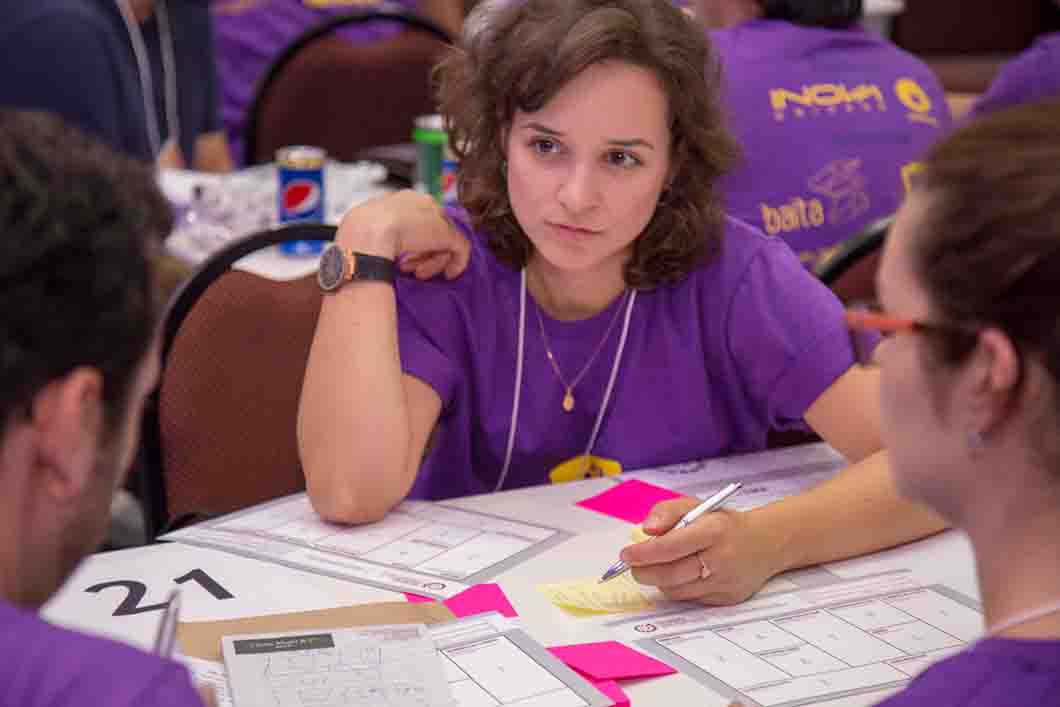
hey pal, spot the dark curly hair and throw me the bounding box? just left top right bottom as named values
left=0, top=110, right=171, bottom=438
left=438, top=0, right=739, bottom=288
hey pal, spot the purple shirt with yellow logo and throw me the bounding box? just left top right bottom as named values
left=211, top=0, right=419, bottom=165
left=711, top=19, right=951, bottom=268
left=394, top=209, right=855, bottom=500
left=969, top=33, right=1060, bottom=120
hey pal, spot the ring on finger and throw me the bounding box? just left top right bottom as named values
left=696, top=551, right=711, bottom=580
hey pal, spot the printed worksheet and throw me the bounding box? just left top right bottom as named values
left=222, top=624, right=454, bottom=707
left=625, top=443, right=845, bottom=511
left=607, top=570, right=981, bottom=707
left=162, top=495, right=569, bottom=598
left=431, top=614, right=613, bottom=707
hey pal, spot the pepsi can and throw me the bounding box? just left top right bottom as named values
left=277, top=145, right=326, bottom=256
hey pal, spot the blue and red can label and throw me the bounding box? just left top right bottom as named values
left=277, top=146, right=326, bottom=224
left=276, top=146, right=326, bottom=256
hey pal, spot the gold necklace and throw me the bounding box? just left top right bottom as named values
left=534, top=291, right=629, bottom=413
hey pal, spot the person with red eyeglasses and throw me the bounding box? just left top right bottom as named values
left=844, top=99, right=1060, bottom=705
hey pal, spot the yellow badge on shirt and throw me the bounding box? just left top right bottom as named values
left=548, top=455, right=622, bottom=484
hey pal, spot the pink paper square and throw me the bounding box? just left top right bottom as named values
left=575, top=479, right=683, bottom=524
left=444, top=583, right=518, bottom=618
left=591, top=680, right=630, bottom=707
left=548, top=641, right=676, bottom=681
left=403, top=593, right=434, bottom=603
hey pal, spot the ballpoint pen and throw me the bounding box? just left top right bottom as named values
left=599, top=481, right=743, bottom=583
left=153, top=588, right=182, bottom=659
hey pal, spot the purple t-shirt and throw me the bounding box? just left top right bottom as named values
left=711, top=20, right=951, bottom=268
left=969, top=33, right=1060, bottom=120
left=396, top=212, right=855, bottom=500
left=0, top=599, right=202, bottom=707
left=211, top=0, right=419, bottom=165
left=876, top=638, right=1060, bottom=706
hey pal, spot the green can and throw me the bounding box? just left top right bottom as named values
left=413, top=114, right=447, bottom=202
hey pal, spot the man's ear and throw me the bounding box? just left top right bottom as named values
left=31, top=368, right=104, bottom=502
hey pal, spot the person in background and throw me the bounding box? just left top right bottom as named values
left=139, top=0, right=234, bottom=171
left=0, top=0, right=153, bottom=161
left=1, top=0, right=231, bottom=171
left=967, top=28, right=1060, bottom=120
left=691, top=0, right=951, bottom=270
left=845, top=100, right=1060, bottom=704
left=0, top=110, right=210, bottom=705
left=211, top=0, right=464, bottom=166
left=299, top=0, right=945, bottom=606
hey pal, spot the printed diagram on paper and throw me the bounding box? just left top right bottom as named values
left=430, top=614, right=612, bottom=707
left=162, top=495, right=568, bottom=599
left=627, top=443, right=845, bottom=511
left=609, top=571, right=982, bottom=707
left=222, top=624, right=453, bottom=707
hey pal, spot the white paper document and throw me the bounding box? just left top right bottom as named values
left=607, top=571, right=981, bottom=707
left=222, top=623, right=454, bottom=707
left=625, top=443, right=845, bottom=511
left=182, top=656, right=234, bottom=707
left=430, top=613, right=613, bottom=707
left=162, top=495, right=569, bottom=598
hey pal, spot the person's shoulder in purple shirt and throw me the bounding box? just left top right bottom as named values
left=968, top=33, right=1060, bottom=120
left=396, top=209, right=853, bottom=499
left=709, top=16, right=950, bottom=269
left=876, top=638, right=1060, bottom=706
left=0, top=600, right=203, bottom=707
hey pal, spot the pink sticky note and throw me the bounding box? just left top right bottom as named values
left=591, top=680, right=630, bottom=707
left=403, top=593, right=434, bottom=603
left=575, top=479, right=684, bottom=524
left=549, top=641, right=676, bottom=681
left=443, top=583, right=518, bottom=618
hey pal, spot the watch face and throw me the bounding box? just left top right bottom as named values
left=317, top=245, right=346, bottom=291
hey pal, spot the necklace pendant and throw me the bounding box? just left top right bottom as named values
left=562, top=390, right=575, bottom=412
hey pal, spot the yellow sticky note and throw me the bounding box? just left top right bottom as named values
left=537, top=572, right=654, bottom=615
left=631, top=525, right=651, bottom=544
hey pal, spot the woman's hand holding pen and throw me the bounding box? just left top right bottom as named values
left=619, top=497, right=788, bottom=605
left=336, top=190, right=471, bottom=281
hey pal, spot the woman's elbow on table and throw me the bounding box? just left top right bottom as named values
left=302, top=454, right=408, bottom=525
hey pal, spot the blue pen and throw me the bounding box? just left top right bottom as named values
left=599, top=481, right=743, bottom=583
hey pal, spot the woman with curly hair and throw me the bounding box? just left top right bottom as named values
left=299, top=0, right=944, bottom=605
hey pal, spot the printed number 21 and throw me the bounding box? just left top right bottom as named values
left=85, top=569, right=234, bottom=617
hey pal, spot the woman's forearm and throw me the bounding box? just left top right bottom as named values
left=754, top=450, right=948, bottom=573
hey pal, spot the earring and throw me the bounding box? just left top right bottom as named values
left=967, top=429, right=985, bottom=450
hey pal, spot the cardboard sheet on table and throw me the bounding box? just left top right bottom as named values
left=405, top=583, right=518, bottom=618
left=177, top=601, right=454, bottom=662
left=537, top=572, right=654, bottom=614
left=549, top=640, right=676, bottom=681
left=576, top=479, right=684, bottom=524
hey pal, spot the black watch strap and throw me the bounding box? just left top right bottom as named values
left=351, top=252, right=396, bottom=284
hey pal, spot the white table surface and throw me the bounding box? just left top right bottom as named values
left=44, top=467, right=977, bottom=707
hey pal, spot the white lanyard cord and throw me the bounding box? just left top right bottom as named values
left=496, top=269, right=636, bottom=492
left=496, top=269, right=528, bottom=492
left=155, top=0, right=181, bottom=153
left=115, top=0, right=179, bottom=159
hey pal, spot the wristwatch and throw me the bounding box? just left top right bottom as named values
left=317, top=243, right=396, bottom=292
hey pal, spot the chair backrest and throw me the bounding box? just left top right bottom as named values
left=244, top=8, right=454, bottom=166
left=137, top=224, right=335, bottom=539
left=815, top=214, right=893, bottom=305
